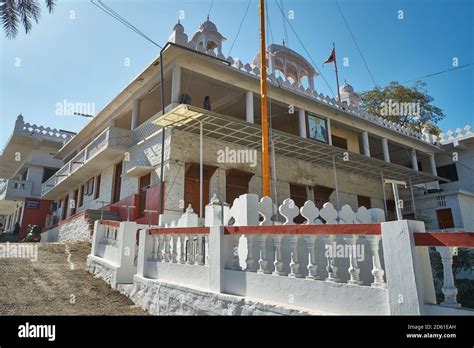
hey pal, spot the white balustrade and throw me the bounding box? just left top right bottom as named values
left=435, top=246, right=461, bottom=308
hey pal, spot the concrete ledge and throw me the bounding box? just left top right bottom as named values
left=224, top=270, right=390, bottom=315
left=86, top=254, right=118, bottom=288
left=424, top=304, right=474, bottom=316
left=128, top=275, right=321, bottom=316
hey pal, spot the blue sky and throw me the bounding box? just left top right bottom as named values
left=1, top=0, right=472, bottom=147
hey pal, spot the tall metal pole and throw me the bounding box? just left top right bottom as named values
left=200, top=121, right=203, bottom=219
left=259, top=0, right=271, bottom=197
left=380, top=168, right=388, bottom=220
left=158, top=49, right=166, bottom=224
left=332, top=155, right=340, bottom=210
left=409, top=177, right=417, bottom=220
left=333, top=42, right=341, bottom=101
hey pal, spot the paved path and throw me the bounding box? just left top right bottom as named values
left=0, top=241, right=146, bottom=315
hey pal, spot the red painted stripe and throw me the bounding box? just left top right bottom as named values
left=101, top=220, right=121, bottom=228
left=414, top=232, right=474, bottom=247
left=149, top=227, right=210, bottom=235
left=224, top=224, right=381, bottom=235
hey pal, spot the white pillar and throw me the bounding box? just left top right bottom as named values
left=246, top=91, right=254, bottom=123
left=411, top=149, right=419, bottom=171
left=382, top=138, right=390, bottom=163
left=131, top=99, right=140, bottom=130
left=298, top=109, right=306, bottom=138
left=362, top=131, right=370, bottom=157
left=171, top=65, right=182, bottom=104
left=429, top=154, right=437, bottom=176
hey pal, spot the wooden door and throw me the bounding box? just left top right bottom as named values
left=184, top=177, right=209, bottom=217
left=183, top=163, right=217, bottom=217
left=138, top=173, right=151, bottom=218
left=436, top=208, right=454, bottom=229
left=226, top=169, right=254, bottom=204
left=112, top=162, right=123, bottom=204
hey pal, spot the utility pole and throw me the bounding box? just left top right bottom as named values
left=259, top=0, right=271, bottom=197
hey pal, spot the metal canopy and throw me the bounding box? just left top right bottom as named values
left=154, top=104, right=448, bottom=185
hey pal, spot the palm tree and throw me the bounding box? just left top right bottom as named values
left=1, top=0, right=55, bottom=39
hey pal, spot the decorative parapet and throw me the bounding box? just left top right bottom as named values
left=13, top=114, right=74, bottom=143
left=187, top=49, right=430, bottom=142
left=435, top=125, right=473, bottom=146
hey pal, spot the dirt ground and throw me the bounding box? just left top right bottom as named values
left=0, top=241, right=147, bottom=315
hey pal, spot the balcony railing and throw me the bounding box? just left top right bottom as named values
left=0, top=179, right=33, bottom=200
left=41, top=126, right=131, bottom=196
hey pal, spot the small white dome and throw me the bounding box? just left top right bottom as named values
left=340, top=81, right=354, bottom=94
left=199, top=18, right=218, bottom=32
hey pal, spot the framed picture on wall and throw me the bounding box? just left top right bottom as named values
left=307, top=113, right=329, bottom=143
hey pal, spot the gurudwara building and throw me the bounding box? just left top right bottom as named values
left=38, top=18, right=456, bottom=241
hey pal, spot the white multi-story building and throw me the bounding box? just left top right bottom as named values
left=0, top=115, right=74, bottom=239
left=403, top=127, right=474, bottom=231
left=39, top=18, right=449, bottom=241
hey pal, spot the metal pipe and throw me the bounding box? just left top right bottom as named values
left=200, top=121, right=203, bottom=219
left=332, top=155, right=340, bottom=210
left=380, top=167, right=388, bottom=220
left=409, top=177, right=417, bottom=219
left=259, top=0, right=271, bottom=197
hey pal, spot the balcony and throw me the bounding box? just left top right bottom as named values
left=41, top=126, right=132, bottom=199
left=0, top=179, right=33, bottom=200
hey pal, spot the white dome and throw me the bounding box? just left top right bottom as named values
left=340, top=82, right=354, bottom=94
left=199, top=18, right=218, bottom=32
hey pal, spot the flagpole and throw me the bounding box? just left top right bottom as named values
left=333, top=42, right=341, bottom=101
left=259, top=0, right=271, bottom=197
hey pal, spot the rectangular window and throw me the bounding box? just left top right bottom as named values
left=94, top=175, right=101, bottom=199
left=78, top=185, right=84, bottom=207
left=437, top=163, right=458, bottom=183
left=357, top=195, right=371, bottom=208
left=290, top=183, right=307, bottom=223
left=313, top=185, right=334, bottom=209
left=332, top=135, right=348, bottom=150
left=226, top=169, right=254, bottom=205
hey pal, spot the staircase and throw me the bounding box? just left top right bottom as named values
left=85, top=209, right=121, bottom=234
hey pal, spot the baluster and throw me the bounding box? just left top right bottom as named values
left=344, top=235, right=362, bottom=285
left=257, top=235, right=270, bottom=274
left=163, top=235, right=171, bottom=262
left=170, top=235, right=178, bottom=263
left=195, top=235, right=205, bottom=266
left=368, top=236, right=386, bottom=288
left=304, top=235, right=320, bottom=280
left=288, top=235, right=302, bottom=278
left=245, top=235, right=257, bottom=272
left=179, top=235, right=186, bottom=264
left=324, top=235, right=340, bottom=282
left=272, top=235, right=285, bottom=276
left=436, top=247, right=461, bottom=308
left=151, top=235, right=158, bottom=260
left=186, top=235, right=195, bottom=264
left=156, top=235, right=163, bottom=262
left=231, top=235, right=241, bottom=270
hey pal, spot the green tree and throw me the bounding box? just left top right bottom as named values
left=359, top=81, right=445, bottom=134
left=1, top=0, right=55, bottom=39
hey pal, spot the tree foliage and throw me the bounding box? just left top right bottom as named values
left=359, top=81, right=445, bottom=134
left=0, top=0, right=55, bottom=39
